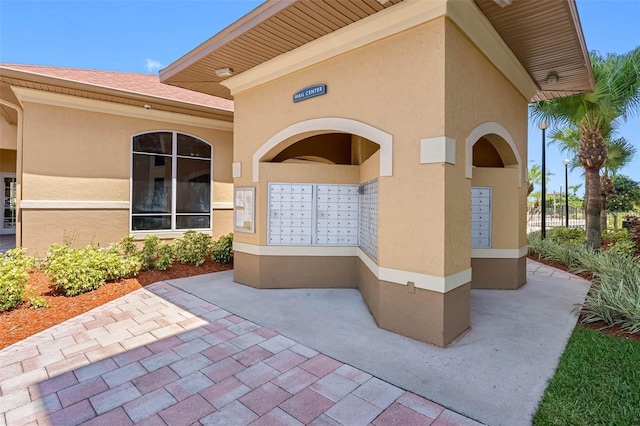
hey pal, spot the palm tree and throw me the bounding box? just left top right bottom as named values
left=531, top=47, right=640, bottom=249
left=549, top=127, right=636, bottom=231
left=527, top=163, right=553, bottom=204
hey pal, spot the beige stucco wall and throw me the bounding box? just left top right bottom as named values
left=233, top=18, right=449, bottom=277
left=443, top=18, right=529, bottom=256
left=0, top=149, right=16, bottom=173
left=471, top=167, right=521, bottom=249
left=19, top=101, right=233, bottom=253
left=232, top=17, right=528, bottom=279
left=0, top=118, right=18, bottom=150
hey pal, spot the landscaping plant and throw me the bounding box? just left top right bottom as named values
left=139, top=235, right=174, bottom=271
left=528, top=231, right=640, bottom=332
left=0, top=248, right=36, bottom=312
left=46, top=244, right=140, bottom=296
left=212, top=233, right=233, bottom=264
left=173, top=230, right=213, bottom=266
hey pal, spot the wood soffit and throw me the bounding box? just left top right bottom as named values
left=161, top=0, right=594, bottom=103
left=474, top=0, right=594, bottom=101
left=160, top=0, right=404, bottom=99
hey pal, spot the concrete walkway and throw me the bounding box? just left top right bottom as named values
left=0, top=259, right=589, bottom=425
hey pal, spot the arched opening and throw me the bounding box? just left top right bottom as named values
left=268, top=132, right=380, bottom=166
left=472, top=138, right=504, bottom=168
left=466, top=122, right=522, bottom=187
left=252, top=117, right=392, bottom=182
left=467, top=122, right=526, bottom=290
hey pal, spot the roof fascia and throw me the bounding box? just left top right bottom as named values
left=567, top=0, right=595, bottom=90
left=159, top=0, right=296, bottom=82
left=446, top=0, right=539, bottom=101
left=11, top=86, right=233, bottom=131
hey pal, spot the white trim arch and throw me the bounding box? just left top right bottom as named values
left=465, top=122, right=522, bottom=187
left=252, top=117, right=393, bottom=182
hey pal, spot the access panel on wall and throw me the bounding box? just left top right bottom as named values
left=471, top=187, right=492, bottom=248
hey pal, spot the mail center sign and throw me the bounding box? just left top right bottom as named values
left=293, top=84, right=327, bottom=103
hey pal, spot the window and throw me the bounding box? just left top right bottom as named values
left=131, top=132, right=212, bottom=231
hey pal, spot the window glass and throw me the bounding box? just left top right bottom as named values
left=131, top=132, right=212, bottom=232
left=131, top=154, right=172, bottom=214
left=177, top=133, right=212, bottom=158
left=133, top=132, right=172, bottom=154
left=132, top=216, right=171, bottom=231
left=176, top=158, right=211, bottom=213
left=176, top=215, right=210, bottom=229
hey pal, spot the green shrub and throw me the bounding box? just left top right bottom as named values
left=173, top=230, right=212, bottom=266
left=46, top=244, right=139, bottom=296
left=155, top=244, right=175, bottom=271
left=139, top=235, right=174, bottom=271
left=602, top=228, right=636, bottom=256
left=0, top=249, right=34, bottom=312
left=212, top=233, right=233, bottom=264
left=529, top=231, right=640, bottom=332
left=107, top=235, right=138, bottom=258
left=581, top=256, right=640, bottom=333
left=528, top=232, right=582, bottom=268
left=549, top=227, right=585, bottom=244
left=28, top=295, right=49, bottom=309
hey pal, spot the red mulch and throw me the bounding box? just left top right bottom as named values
left=529, top=255, right=640, bottom=343
left=2, top=255, right=637, bottom=350
left=0, top=260, right=232, bottom=350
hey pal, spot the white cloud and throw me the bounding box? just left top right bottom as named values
left=145, top=58, right=164, bottom=73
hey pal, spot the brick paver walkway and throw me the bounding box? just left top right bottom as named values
left=0, top=281, right=483, bottom=425
left=526, top=258, right=587, bottom=280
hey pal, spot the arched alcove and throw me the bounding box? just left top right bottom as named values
left=252, top=117, right=393, bottom=182
left=466, top=122, right=522, bottom=187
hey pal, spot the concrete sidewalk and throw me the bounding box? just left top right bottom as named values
left=168, top=259, right=590, bottom=426
left=0, top=259, right=588, bottom=425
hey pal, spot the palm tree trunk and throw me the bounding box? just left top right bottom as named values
left=600, top=194, right=608, bottom=232
left=585, top=168, right=602, bottom=249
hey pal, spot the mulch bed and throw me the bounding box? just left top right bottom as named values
left=2, top=255, right=637, bottom=350
left=0, top=260, right=232, bottom=350
left=529, top=255, right=640, bottom=343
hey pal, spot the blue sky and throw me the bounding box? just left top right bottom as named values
left=1, top=0, right=638, bottom=195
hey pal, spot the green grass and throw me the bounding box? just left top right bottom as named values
left=534, top=327, right=640, bottom=425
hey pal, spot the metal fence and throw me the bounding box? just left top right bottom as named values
left=527, top=206, right=585, bottom=233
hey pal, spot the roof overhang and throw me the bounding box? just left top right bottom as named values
left=473, top=0, right=594, bottom=101
left=0, top=65, right=234, bottom=122
left=161, top=0, right=593, bottom=103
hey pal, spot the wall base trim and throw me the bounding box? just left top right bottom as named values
left=232, top=242, right=470, bottom=293
left=471, top=246, right=527, bottom=259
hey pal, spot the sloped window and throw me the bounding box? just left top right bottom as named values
left=131, top=132, right=212, bottom=231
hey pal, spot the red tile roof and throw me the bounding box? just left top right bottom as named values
left=0, top=64, right=234, bottom=112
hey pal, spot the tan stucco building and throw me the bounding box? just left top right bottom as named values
left=2, top=0, right=593, bottom=347
left=0, top=65, right=236, bottom=255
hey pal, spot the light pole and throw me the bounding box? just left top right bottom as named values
left=539, top=121, right=549, bottom=239
left=564, top=159, right=570, bottom=228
